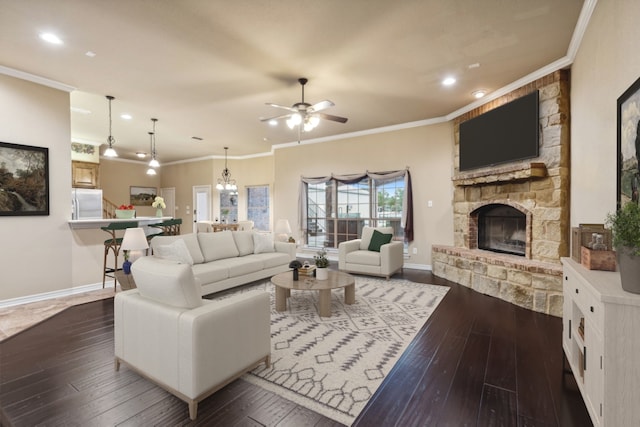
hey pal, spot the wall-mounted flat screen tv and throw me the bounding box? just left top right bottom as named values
left=459, top=90, right=539, bottom=171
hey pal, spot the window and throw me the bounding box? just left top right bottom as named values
left=247, top=185, right=269, bottom=231
left=305, top=175, right=406, bottom=249
left=219, top=190, right=238, bottom=223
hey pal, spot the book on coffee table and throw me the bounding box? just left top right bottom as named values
left=299, top=265, right=316, bottom=276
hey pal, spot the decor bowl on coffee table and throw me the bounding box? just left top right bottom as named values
left=606, top=202, right=640, bottom=293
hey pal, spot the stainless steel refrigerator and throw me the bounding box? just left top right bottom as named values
left=72, top=188, right=103, bottom=220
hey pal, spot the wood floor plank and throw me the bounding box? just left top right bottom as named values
left=477, top=384, right=517, bottom=427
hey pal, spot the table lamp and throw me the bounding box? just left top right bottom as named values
left=121, top=227, right=149, bottom=274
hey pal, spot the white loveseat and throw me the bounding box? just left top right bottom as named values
left=114, top=256, right=271, bottom=420
left=338, top=226, right=404, bottom=279
left=149, top=230, right=296, bottom=295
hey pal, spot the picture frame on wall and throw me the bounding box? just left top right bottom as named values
left=130, top=186, right=157, bottom=206
left=0, top=141, right=49, bottom=216
left=617, top=76, right=640, bottom=208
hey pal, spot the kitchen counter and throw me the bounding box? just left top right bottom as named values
left=68, top=216, right=173, bottom=229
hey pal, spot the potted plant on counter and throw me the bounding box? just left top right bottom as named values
left=314, top=249, right=330, bottom=280
left=606, top=202, right=640, bottom=293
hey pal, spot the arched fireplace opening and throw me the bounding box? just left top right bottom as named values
left=475, top=204, right=527, bottom=256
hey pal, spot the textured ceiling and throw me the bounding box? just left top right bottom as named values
left=0, top=0, right=584, bottom=162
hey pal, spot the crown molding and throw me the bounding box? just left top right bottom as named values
left=0, top=65, right=75, bottom=92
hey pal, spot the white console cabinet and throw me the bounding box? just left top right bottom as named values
left=562, top=258, right=640, bottom=427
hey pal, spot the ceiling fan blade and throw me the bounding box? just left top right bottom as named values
left=260, top=113, right=293, bottom=122
left=265, top=102, right=298, bottom=112
left=308, top=100, right=334, bottom=113
left=317, top=112, right=348, bottom=123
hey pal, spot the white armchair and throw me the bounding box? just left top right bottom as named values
left=338, top=226, right=404, bottom=279
left=114, top=256, right=270, bottom=420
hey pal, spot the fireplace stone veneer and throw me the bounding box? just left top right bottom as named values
left=433, top=71, right=570, bottom=317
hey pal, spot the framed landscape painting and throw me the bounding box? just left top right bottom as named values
left=0, top=142, right=49, bottom=216
left=617, top=76, right=640, bottom=208
left=130, top=186, right=157, bottom=206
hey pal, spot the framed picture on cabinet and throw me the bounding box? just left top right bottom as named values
left=0, top=141, right=49, bottom=216
left=617, top=76, right=640, bottom=208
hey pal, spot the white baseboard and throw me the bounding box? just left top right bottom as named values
left=0, top=282, right=105, bottom=309
left=402, top=263, right=432, bottom=271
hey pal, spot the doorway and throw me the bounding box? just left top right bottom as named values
left=159, top=187, right=175, bottom=218
left=192, top=185, right=212, bottom=233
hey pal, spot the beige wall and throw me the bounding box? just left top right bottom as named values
left=273, top=123, right=455, bottom=267
left=100, top=159, right=161, bottom=217
left=571, top=0, right=640, bottom=225
left=0, top=74, right=72, bottom=300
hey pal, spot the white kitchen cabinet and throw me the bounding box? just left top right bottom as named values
left=562, top=258, right=640, bottom=427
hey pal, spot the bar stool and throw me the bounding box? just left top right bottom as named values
left=101, top=221, right=138, bottom=289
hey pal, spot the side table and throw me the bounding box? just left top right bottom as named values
left=114, top=270, right=137, bottom=290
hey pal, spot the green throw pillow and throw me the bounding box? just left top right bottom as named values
left=368, top=229, right=393, bottom=252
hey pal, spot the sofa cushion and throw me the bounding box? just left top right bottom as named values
left=360, top=226, right=394, bottom=250
left=233, top=230, right=254, bottom=256
left=252, top=252, right=291, bottom=269
left=253, top=232, right=275, bottom=254
left=132, top=257, right=203, bottom=309
left=198, top=231, right=240, bottom=262
left=368, top=229, right=393, bottom=252
left=191, top=262, right=229, bottom=285
left=217, top=257, right=264, bottom=277
left=346, top=250, right=382, bottom=267
left=150, top=234, right=205, bottom=265
left=153, top=238, right=194, bottom=265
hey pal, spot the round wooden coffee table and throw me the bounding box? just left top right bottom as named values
left=271, top=270, right=355, bottom=317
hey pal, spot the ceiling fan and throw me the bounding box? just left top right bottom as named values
left=261, top=78, right=348, bottom=133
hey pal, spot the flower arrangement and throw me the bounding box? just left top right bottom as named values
left=152, top=196, right=166, bottom=209
left=314, top=249, right=329, bottom=268
left=118, top=204, right=134, bottom=210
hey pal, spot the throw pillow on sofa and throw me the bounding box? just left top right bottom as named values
left=253, top=232, right=275, bottom=254
left=153, top=238, right=194, bottom=265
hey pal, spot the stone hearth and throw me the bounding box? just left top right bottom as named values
left=433, top=71, right=570, bottom=317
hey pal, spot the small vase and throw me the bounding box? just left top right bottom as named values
left=316, top=267, right=329, bottom=280
left=156, top=208, right=163, bottom=217
left=122, top=260, right=132, bottom=275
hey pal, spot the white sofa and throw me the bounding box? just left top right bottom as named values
left=338, top=226, right=404, bottom=279
left=149, top=230, right=296, bottom=295
left=115, top=256, right=271, bottom=420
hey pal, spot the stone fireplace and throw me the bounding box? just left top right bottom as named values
left=433, top=70, right=570, bottom=317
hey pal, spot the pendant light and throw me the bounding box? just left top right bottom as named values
left=103, top=95, right=118, bottom=157
left=216, top=147, right=237, bottom=192
left=148, top=118, right=159, bottom=168
left=146, top=131, right=157, bottom=175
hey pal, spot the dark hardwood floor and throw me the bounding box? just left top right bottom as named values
left=0, top=269, right=591, bottom=427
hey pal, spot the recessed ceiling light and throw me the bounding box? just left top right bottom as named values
left=472, top=90, right=487, bottom=99
left=39, top=32, right=63, bottom=45
left=136, top=152, right=147, bottom=158
left=85, top=51, right=96, bottom=57
left=442, top=77, right=456, bottom=86
left=468, top=63, right=481, bottom=69
left=120, top=114, right=132, bottom=120
left=268, top=119, right=278, bottom=126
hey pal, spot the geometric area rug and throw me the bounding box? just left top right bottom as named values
left=217, top=276, right=449, bottom=426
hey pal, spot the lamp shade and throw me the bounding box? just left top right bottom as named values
left=275, top=219, right=292, bottom=235
left=121, top=227, right=149, bottom=251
